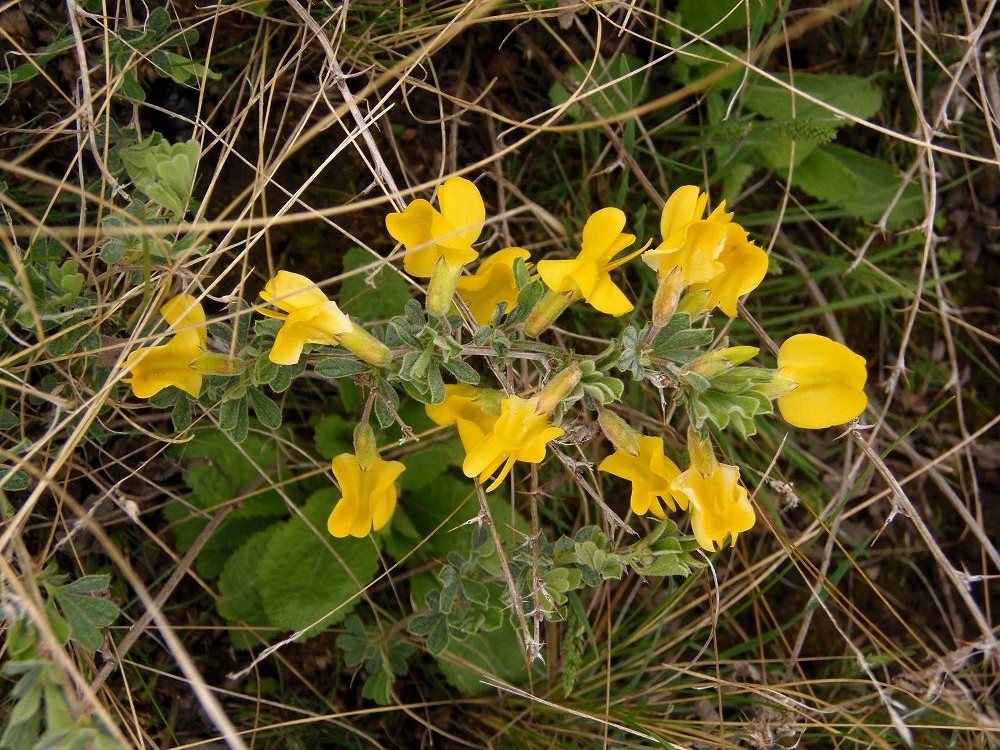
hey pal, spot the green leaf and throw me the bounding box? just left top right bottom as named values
left=313, top=358, right=371, bottom=379
left=314, top=414, right=354, bottom=461
left=53, top=588, right=118, bottom=653
left=120, top=135, right=200, bottom=217
left=339, top=247, right=410, bottom=320
left=255, top=489, right=380, bottom=637
left=248, top=387, right=282, bottom=430
left=217, top=529, right=275, bottom=648
left=745, top=73, right=883, bottom=124
left=792, top=143, right=923, bottom=225
left=678, top=0, right=776, bottom=37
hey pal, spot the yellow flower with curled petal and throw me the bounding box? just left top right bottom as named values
left=775, top=334, right=868, bottom=429
left=643, top=185, right=733, bottom=285
left=122, top=293, right=206, bottom=399
left=598, top=435, right=687, bottom=519
left=671, top=461, right=755, bottom=552
left=385, top=177, right=485, bottom=278
left=327, top=452, right=406, bottom=538
left=536, top=207, right=648, bottom=317
left=688, top=224, right=769, bottom=317
left=462, top=395, right=564, bottom=492
left=456, top=247, right=530, bottom=325
left=425, top=384, right=500, bottom=454
left=258, top=271, right=390, bottom=367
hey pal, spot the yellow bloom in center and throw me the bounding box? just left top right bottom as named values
left=258, top=271, right=356, bottom=366
left=385, top=176, right=486, bottom=278
left=462, top=395, right=564, bottom=492
left=776, top=334, right=868, bottom=429
left=122, top=293, right=206, bottom=399
left=671, top=462, right=755, bottom=552
left=327, top=452, right=406, bottom=538
left=537, top=207, right=648, bottom=316
left=598, top=435, right=687, bottom=519
left=425, top=384, right=500, bottom=454
left=456, top=246, right=530, bottom=325
left=643, top=185, right=733, bottom=285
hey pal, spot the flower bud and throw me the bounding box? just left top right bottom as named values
left=353, top=422, right=379, bottom=471
left=651, top=267, right=685, bottom=328
left=597, top=409, right=640, bottom=457
left=338, top=325, right=392, bottom=366
left=192, top=352, right=246, bottom=376
left=523, top=289, right=574, bottom=337
left=686, top=425, right=718, bottom=476
left=685, top=345, right=759, bottom=379
left=535, top=363, right=583, bottom=415
left=425, top=257, right=463, bottom=317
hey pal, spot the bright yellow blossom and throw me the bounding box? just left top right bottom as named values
left=425, top=384, right=499, bottom=454
left=327, top=452, right=406, bottom=538
left=258, top=271, right=390, bottom=367
left=775, top=334, right=868, bottom=429
left=385, top=177, right=485, bottom=278
left=688, top=224, right=769, bottom=317
left=456, top=247, right=530, bottom=325
left=536, top=207, right=647, bottom=317
left=462, top=395, right=564, bottom=492
left=122, top=293, right=206, bottom=399
left=598, top=435, right=687, bottom=519
left=672, top=461, right=756, bottom=552
left=643, top=185, right=733, bottom=285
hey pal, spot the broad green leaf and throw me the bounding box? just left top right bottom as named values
left=744, top=73, right=883, bottom=124
left=339, top=247, right=410, bottom=320
left=678, top=0, right=777, bottom=37
left=217, top=529, right=275, bottom=648
left=53, top=589, right=118, bottom=653
left=793, top=143, right=923, bottom=225
left=255, top=489, right=380, bottom=637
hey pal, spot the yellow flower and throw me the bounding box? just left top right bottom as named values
left=385, top=176, right=485, bottom=278
left=775, top=334, right=868, bottom=429
left=536, top=207, right=648, bottom=316
left=688, top=224, right=769, bottom=317
left=327, top=452, right=406, bottom=538
left=258, top=271, right=389, bottom=367
left=462, top=395, right=564, bottom=492
left=456, top=247, right=530, bottom=325
left=425, top=384, right=500, bottom=454
left=671, top=462, right=755, bottom=552
left=122, top=293, right=206, bottom=399
left=598, top=435, right=687, bottom=519
left=643, top=185, right=733, bottom=285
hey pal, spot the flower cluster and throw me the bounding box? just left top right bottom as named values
left=124, top=179, right=868, bottom=556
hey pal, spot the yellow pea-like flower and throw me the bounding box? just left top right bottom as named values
left=122, top=293, right=206, bottom=399
left=688, top=224, right=769, bottom=318
left=671, top=461, right=755, bottom=552
left=598, top=435, right=687, bottom=519
left=385, top=176, right=485, bottom=278
left=643, top=185, right=733, bottom=285
left=327, top=452, right=406, bottom=538
left=776, top=334, right=868, bottom=429
left=536, top=207, right=647, bottom=317
left=456, top=246, right=531, bottom=325
left=461, top=395, right=564, bottom=492
left=258, top=271, right=390, bottom=367
left=425, top=384, right=500, bottom=454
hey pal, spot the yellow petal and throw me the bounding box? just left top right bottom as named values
left=160, top=294, right=207, bottom=348
left=672, top=463, right=754, bottom=551
left=660, top=185, right=707, bottom=247
left=537, top=258, right=583, bottom=295
left=580, top=207, right=627, bottom=262
left=690, top=227, right=768, bottom=317
left=260, top=271, right=328, bottom=312
left=437, top=177, right=485, bottom=247
left=585, top=274, right=633, bottom=316
left=777, top=334, right=867, bottom=428
left=122, top=339, right=202, bottom=398
left=386, top=199, right=436, bottom=249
